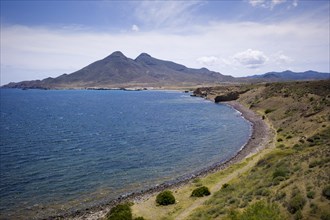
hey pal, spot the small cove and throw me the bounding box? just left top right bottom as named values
left=0, top=89, right=251, bottom=219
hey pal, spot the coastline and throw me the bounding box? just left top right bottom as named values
left=52, top=100, right=274, bottom=220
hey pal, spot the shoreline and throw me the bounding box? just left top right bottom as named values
left=51, top=100, right=274, bottom=220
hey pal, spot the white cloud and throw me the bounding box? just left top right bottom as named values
left=248, top=0, right=294, bottom=9
left=233, top=49, right=268, bottom=68
left=131, top=24, right=140, bottom=32
left=248, top=0, right=266, bottom=7
left=134, top=1, right=203, bottom=28
left=196, top=56, right=218, bottom=66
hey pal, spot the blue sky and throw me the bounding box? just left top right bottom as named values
left=1, top=0, right=329, bottom=84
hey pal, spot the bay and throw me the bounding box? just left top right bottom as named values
left=0, top=89, right=251, bottom=219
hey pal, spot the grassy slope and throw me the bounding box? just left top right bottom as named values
left=132, top=80, right=330, bottom=220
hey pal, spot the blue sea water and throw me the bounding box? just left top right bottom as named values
left=0, top=89, right=251, bottom=219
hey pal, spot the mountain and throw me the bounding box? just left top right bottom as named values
left=3, top=51, right=234, bottom=89
left=245, top=70, right=330, bottom=81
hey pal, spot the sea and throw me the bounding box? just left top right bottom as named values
left=0, top=89, right=251, bottom=219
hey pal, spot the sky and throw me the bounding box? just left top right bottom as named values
left=1, top=0, right=329, bottom=85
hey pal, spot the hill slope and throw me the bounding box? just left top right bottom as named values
left=245, top=70, right=330, bottom=81
left=131, top=80, right=330, bottom=220
left=2, top=52, right=233, bottom=89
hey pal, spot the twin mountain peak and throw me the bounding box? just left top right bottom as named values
left=5, top=51, right=234, bottom=89
left=3, top=51, right=329, bottom=89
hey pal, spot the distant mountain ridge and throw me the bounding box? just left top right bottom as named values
left=2, top=52, right=329, bottom=89
left=3, top=51, right=233, bottom=89
left=245, top=70, right=330, bottom=81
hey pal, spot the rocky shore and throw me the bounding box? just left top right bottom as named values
left=50, top=99, right=274, bottom=220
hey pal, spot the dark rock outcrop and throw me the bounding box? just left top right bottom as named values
left=214, top=92, right=240, bottom=102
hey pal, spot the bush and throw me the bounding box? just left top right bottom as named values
left=293, top=144, right=303, bottom=151
left=106, top=203, right=132, bottom=220
left=286, top=135, right=293, bottom=139
left=273, top=167, right=289, bottom=179
left=222, top=183, right=230, bottom=189
left=307, top=191, right=315, bottom=199
left=255, top=188, right=270, bottom=196
left=322, top=185, right=330, bottom=200
left=134, top=217, right=145, bottom=220
left=191, top=186, right=211, bottom=197
left=156, top=190, right=175, bottom=205
left=287, top=194, right=306, bottom=214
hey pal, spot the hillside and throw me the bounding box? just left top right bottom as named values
left=244, top=70, right=330, bottom=81
left=2, top=52, right=233, bottom=89
left=129, top=80, right=330, bottom=220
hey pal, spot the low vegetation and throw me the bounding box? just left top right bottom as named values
left=156, top=190, right=176, bottom=206
left=191, top=186, right=211, bottom=197
left=106, top=203, right=132, bottom=220
left=322, top=185, right=330, bottom=200
left=227, top=200, right=282, bottom=220
left=106, top=203, right=145, bottom=220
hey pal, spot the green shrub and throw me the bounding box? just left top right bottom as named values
left=191, top=186, right=211, bottom=197
left=222, top=183, right=230, bottom=189
left=156, top=190, right=175, bottom=206
left=134, top=217, right=145, bottom=220
left=255, top=188, right=270, bottom=196
left=307, top=191, right=315, bottom=199
left=277, top=138, right=283, bottom=142
left=286, top=135, right=293, bottom=139
left=293, top=144, right=303, bottom=151
left=277, top=128, right=283, bottom=133
left=273, top=167, right=289, bottom=179
left=227, top=200, right=282, bottom=220
left=287, top=194, right=306, bottom=214
left=106, top=203, right=132, bottom=220
left=322, top=185, right=330, bottom=200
